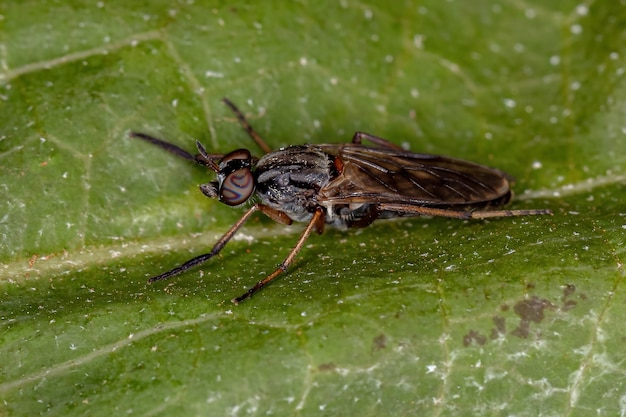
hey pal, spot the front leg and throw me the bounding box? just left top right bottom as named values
left=146, top=205, right=260, bottom=283
left=258, top=204, right=293, bottom=225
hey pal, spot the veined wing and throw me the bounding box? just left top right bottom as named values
left=317, top=144, right=512, bottom=207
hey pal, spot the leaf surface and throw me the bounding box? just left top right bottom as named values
left=1, top=1, right=626, bottom=416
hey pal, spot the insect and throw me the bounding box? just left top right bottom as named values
left=131, top=99, right=552, bottom=304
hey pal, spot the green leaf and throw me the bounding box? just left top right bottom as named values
left=2, top=1, right=625, bottom=415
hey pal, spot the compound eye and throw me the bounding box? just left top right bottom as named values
left=219, top=168, right=254, bottom=206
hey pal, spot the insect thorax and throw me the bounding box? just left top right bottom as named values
left=254, top=145, right=336, bottom=222
left=254, top=145, right=384, bottom=229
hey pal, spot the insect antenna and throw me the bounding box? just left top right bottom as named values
left=129, top=132, right=220, bottom=172
left=193, top=140, right=221, bottom=172
left=130, top=132, right=196, bottom=160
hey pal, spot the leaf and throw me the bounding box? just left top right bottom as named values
left=1, top=1, right=626, bottom=416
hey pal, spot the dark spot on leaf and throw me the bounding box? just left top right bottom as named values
left=514, top=295, right=554, bottom=323
left=490, top=328, right=500, bottom=340
left=558, top=284, right=581, bottom=311
left=510, top=296, right=555, bottom=339
left=561, top=299, right=577, bottom=311
left=463, top=287, right=578, bottom=346
left=318, top=363, right=336, bottom=372
left=491, top=315, right=506, bottom=338
left=463, top=330, right=487, bottom=347
left=511, top=321, right=531, bottom=338
left=562, top=283, right=576, bottom=298
left=372, top=333, right=387, bottom=350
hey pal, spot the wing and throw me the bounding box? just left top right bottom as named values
left=316, top=144, right=513, bottom=208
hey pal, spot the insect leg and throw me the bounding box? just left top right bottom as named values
left=257, top=205, right=294, bottom=225
left=352, top=131, right=404, bottom=150
left=232, top=207, right=325, bottom=305
left=464, top=208, right=553, bottom=218
left=222, top=98, right=272, bottom=154
left=377, top=204, right=553, bottom=219
left=147, top=205, right=260, bottom=283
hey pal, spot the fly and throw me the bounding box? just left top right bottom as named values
left=130, top=99, right=552, bottom=304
